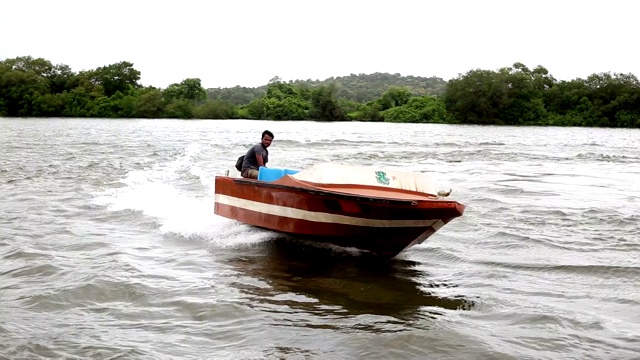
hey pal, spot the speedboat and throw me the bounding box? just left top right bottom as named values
left=214, top=163, right=465, bottom=259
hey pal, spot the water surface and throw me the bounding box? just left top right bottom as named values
left=1, top=118, right=639, bottom=359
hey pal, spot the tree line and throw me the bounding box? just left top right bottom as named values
left=206, top=72, right=447, bottom=105
left=1, top=56, right=638, bottom=128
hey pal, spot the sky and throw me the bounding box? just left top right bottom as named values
left=2, top=0, right=638, bottom=89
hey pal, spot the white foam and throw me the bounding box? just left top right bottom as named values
left=92, top=143, right=275, bottom=248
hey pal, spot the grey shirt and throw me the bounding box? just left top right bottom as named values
left=242, top=144, right=269, bottom=172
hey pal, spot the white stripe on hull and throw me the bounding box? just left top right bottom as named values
left=215, top=194, right=440, bottom=228
left=431, top=220, right=445, bottom=231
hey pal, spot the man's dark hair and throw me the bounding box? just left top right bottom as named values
left=262, top=130, right=274, bottom=139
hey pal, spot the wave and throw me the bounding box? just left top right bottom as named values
left=574, top=152, right=640, bottom=163
left=478, top=141, right=506, bottom=146
left=476, top=260, right=640, bottom=279
left=91, top=143, right=277, bottom=249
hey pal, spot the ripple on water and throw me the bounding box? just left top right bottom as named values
left=1, top=119, right=640, bottom=359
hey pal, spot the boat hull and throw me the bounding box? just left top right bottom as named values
left=214, top=176, right=464, bottom=258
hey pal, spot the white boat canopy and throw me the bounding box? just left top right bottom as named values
left=291, top=163, right=438, bottom=196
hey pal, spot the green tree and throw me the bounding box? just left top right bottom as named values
left=195, top=100, right=236, bottom=119
left=405, top=96, right=448, bottom=123
left=265, top=81, right=298, bottom=101
left=61, top=88, right=97, bottom=117
left=135, top=87, right=165, bottom=118
left=498, top=64, right=549, bottom=124
left=164, top=78, right=206, bottom=103
left=244, top=98, right=268, bottom=119
left=383, top=106, right=420, bottom=123
left=544, top=79, right=589, bottom=115
left=246, top=81, right=311, bottom=120
left=207, top=85, right=266, bottom=105
left=444, top=69, right=506, bottom=124
left=164, top=99, right=195, bottom=119
left=263, top=96, right=309, bottom=120
left=0, top=65, right=49, bottom=116
left=3, top=54, right=640, bottom=127
left=87, top=61, right=141, bottom=97
left=47, top=64, right=77, bottom=94
left=583, top=72, right=640, bottom=127
left=444, top=63, right=550, bottom=125
left=32, top=93, right=66, bottom=116
left=309, top=84, right=346, bottom=121
left=347, top=101, right=383, bottom=122
left=377, top=86, right=412, bottom=110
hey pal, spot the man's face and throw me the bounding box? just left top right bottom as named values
left=261, top=135, right=273, bottom=148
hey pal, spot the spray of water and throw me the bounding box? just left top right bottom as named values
left=92, top=142, right=278, bottom=247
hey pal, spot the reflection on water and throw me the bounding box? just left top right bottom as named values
left=222, top=237, right=474, bottom=323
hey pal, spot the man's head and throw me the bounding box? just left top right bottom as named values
left=261, top=130, right=274, bottom=148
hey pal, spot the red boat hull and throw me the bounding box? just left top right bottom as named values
left=214, top=176, right=465, bottom=259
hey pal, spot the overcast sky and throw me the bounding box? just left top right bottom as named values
left=2, top=0, right=637, bottom=89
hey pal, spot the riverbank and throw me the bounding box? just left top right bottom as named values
left=2, top=56, right=639, bottom=128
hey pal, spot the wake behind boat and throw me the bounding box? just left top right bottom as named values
left=214, top=163, right=465, bottom=259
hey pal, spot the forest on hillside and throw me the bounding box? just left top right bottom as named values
left=206, top=73, right=447, bottom=105
left=1, top=56, right=639, bottom=128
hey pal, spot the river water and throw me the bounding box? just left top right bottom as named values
left=1, top=118, right=639, bottom=359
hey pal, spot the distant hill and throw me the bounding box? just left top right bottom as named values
left=206, top=72, right=447, bottom=105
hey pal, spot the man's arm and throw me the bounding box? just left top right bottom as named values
left=256, top=153, right=266, bottom=167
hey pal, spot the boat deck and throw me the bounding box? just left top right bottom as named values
left=274, top=175, right=438, bottom=201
